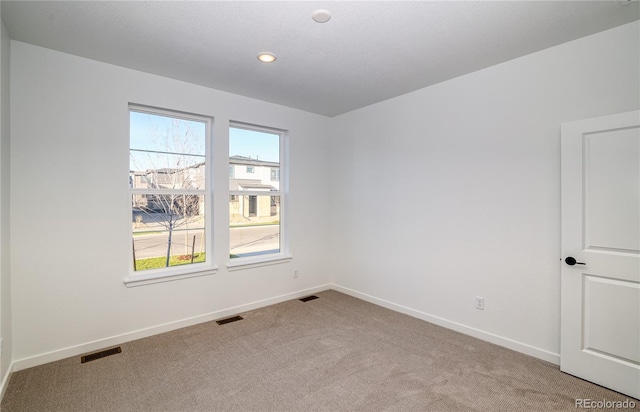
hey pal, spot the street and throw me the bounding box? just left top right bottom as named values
left=132, top=225, right=280, bottom=259
left=230, top=225, right=280, bottom=256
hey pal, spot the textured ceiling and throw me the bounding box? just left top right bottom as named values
left=2, top=1, right=638, bottom=117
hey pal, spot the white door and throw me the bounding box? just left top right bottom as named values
left=561, top=110, right=640, bottom=399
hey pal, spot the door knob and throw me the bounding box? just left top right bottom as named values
left=565, top=257, right=586, bottom=266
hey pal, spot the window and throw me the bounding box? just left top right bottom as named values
left=229, top=165, right=234, bottom=178
left=246, top=166, right=255, bottom=173
left=128, top=105, right=214, bottom=284
left=228, top=123, right=289, bottom=268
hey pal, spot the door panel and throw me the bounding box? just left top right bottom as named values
left=583, top=275, right=639, bottom=365
left=561, top=110, right=640, bottom=399
left=585, top=128, right=639, bottom=252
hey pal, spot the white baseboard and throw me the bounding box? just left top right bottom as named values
left=0, top=361, right=14, bottom=403
left=331, top=284, right=560, bottom=365
left=12, top=284, right=332, bottom=372
left=10, top=282, right=559, bottom=373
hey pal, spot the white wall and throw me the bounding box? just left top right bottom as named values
left=9, top=41, right=331, bottom=368
left=7, top=19, right=639, bottom=373
left=329, top=21, right=639, bottom=363
left=0, top=13, right=13, bottom=390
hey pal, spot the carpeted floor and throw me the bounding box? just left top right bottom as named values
left=1, top=290, right=638, bottom=411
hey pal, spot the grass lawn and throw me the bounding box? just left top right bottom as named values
left=230, top=221, right=279, bottom=228
left=134, top=253, right=206, bottom=271
left=132, top=231, right=162, bottom=236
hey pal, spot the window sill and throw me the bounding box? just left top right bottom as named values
left=124, top=265, right=218, bottom=287
left=226, top=254, right=292, bottom=272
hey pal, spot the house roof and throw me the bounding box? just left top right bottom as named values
left=230, top=156, right=279, bottom=168
left=230, top=179, right=276, bottom=191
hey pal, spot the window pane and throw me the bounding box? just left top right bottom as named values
left=229, top=128, right=279, bottom=164
left=230, top=195, right=280, bottom=258
left=130, top=111, right=205, bottom=156
left=129, top=107, right=211, bottom=278
left=229, top=126, right=283, bottom=260
left=130, top=111, right=206, bottom=190
left=132, top=194, right=205, bottom=271
left=229, top=127, right=279, bottom=187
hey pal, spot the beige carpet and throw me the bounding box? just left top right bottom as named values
left=1, top=290, right=638, bottom=411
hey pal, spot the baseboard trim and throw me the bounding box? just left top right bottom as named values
left=331, top=284, right=560, bottom=365
left=0, top=361, right=14, bottom=403
left=11, top=283, right=560, bottom=372
left=12, top=284, right=332, bottom=372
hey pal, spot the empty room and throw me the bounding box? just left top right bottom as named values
left=0, top=1, right=638, bottom=411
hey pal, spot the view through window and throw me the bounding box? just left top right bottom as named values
left=130, top=107, right=209, bottom=273
left=229, top=125, right=282, bottom=259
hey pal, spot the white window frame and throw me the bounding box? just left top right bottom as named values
left=125, top=104, right=217, bottom=287
left=227, top=122, right=291, bottom=271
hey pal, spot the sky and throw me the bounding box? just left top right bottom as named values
left=229, top=127, right=279, bottom=163
left=130, top=111, right=280, bottom=171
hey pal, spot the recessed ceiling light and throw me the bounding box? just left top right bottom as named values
left=312, top=10, right=331, bottom=23
left=257, top=52, right=276, bottom=63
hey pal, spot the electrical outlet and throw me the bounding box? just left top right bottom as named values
left=293, top=268, right=299, bottom=278
left=475, top=296, right=485, bottom=310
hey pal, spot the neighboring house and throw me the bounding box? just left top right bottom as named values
left=131, top=162, right=206, bottom=215
left=229, top=155, right=280, bottom=223
left=131, top=156, right=279, bottom=223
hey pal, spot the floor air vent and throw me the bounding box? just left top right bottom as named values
left=299, top=295, right=319, bottom=302
left=81, top=347, right=122, bottom=364
left=216, top=315, right=243, bottom=325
